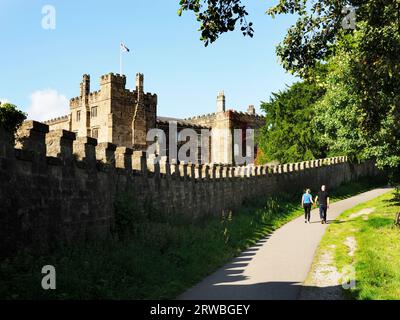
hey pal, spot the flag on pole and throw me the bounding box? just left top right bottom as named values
left=119, top=42, right=131, bottom=75
left=120, top=42, right=130, bottom=53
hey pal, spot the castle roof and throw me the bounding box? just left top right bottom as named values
left=157, top=116, right=210, bottom=129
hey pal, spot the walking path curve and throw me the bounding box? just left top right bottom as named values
left=178, top=188, right=391, bottom=300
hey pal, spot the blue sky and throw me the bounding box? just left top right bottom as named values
left=0, top=0, right=298, bottom=120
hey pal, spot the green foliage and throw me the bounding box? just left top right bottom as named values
left=0, top=103, right=26, bottom=134
left=180, top=0, right=400, bottom=174
left=313, top=48, right=368, bottom=163
left=258, top=80, right=327, bottom=163
left=267, top=0, right=351, bottom=76
left=269, top=0, right=400, bottom=171
left=178, top=0, right=253, bottom=46
left=347, top=19, right=400, bottom=170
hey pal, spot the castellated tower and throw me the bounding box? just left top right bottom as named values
left=66, top=72, right=157, bottom=149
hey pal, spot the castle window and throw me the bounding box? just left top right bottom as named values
left=91, top=106, right=98, bottom=118
left=92, top=128, right=99, bottom=139
left=77, top=111, right=81, bottom=122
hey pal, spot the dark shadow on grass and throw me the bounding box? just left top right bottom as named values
left=325, top=219, right=349, bottom=225
left=383, top=197, right=400, bottom=205
left=364, top=216, right=394, bottom=228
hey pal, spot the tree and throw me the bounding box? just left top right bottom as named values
left=180, top=0, right=400, bottom=172
left=178, top=0, right=253, bottom=46
left=271, top=0, right=400, bottom=172
left=258, top=81, right=327, bottom=164
left=0, top=103, right=27, bottom=135
left=313, top=46, right=368, bottom=163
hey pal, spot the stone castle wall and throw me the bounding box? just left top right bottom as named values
left=185, top=110, right=265, bottom=164
left=0, top=121, right=378, bottom=256
left=44, top=72, right=266, bottom=165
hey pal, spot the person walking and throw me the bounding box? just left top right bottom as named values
left=301, top=188, right=314, bottom=224
left=315, top=185, right=330, bottom=224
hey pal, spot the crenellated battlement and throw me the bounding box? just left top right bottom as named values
left=44, top=115, right=69, bottom=125
left=7, top=121, right=350, bottom=181
left=100, top=72, right=127, bottom=86
left=88, top=90, right=101, bottom=102
left=143, top=91, right=158, bottom=105
left=0, top=121, right=378, bottom=255
left=157, top=117, right=211, bottom=130
left=185, top=109, right=264, bottom=122
left=185, top=112, right=217, bottom=122
left=227, top=109, right=264, bottom=121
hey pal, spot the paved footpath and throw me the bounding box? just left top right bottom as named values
left=178, top=188, right=391, bottom=300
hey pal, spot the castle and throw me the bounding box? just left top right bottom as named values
left=44, top=72, right=265, bottom=164
left=0, top=72, right=379, bottom=254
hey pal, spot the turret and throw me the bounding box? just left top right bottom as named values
left=80, top=74, right=90, bottom=97
left=247, top=105, right=255, bottom=115
left=99, top=73, right=126, bottom=89
left=217, top=90, right=225, bottom=113
left=136, top=73, right=144, bottom=92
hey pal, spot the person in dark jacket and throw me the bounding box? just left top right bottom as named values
left=315, top=185, right=330, bottom=224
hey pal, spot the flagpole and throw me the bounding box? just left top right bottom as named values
left=119, top=42, right=130, bottom=75
left=120, top=47, right=123, bottom=75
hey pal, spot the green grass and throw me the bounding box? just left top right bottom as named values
left=309, top=189, right=400, bottom=300
left=0, top=176, right=386, bottom=299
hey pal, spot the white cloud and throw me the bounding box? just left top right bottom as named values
left=0, top=98, right=9, bottom=104
left=27, top=89, right=69, bottom=121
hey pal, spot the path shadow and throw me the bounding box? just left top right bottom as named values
left=178, top=215, right=351, bottom=300
left=182, top=236, right=275, bottom=288
left=178, top=281, right=347, bottom=300
left=308, top=219, right=348, bottom=225
left=238, top=252, right=256, bottom=257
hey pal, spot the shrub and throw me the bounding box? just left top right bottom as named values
left=0, top=103, right=27, bottom=134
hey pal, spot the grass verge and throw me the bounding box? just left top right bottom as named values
left=303, top=189, right=400, bottom=300
left=0, top=176, right=386, bottom=299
